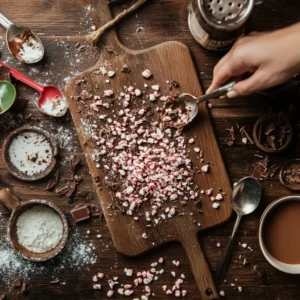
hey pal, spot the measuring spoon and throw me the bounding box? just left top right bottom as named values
left=215, top=177, right=261, bottom=284
left=0, top=13, right=44, bottom=64
left=0, top=62, right=68, bottom=117
left=0, top=80, right=16, bottom=115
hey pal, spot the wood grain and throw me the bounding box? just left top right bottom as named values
left=0, top=0, right=299, bottom=299
left=65, top=1, right=232, bottom=298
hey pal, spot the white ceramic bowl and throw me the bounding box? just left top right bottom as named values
left=259, top=196, right=300, bottom=274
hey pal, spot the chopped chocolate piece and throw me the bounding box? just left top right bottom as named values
left=46, top=180, right=56, bottom=191
left=77, top=190, right=90, bottom=197
left=0, top=294, right=5, bottom=300
left=65, top=181, right=77, bottom=198
left=74, top=42, right=80, bottom=48
left=71, top=205, right=90, bottom=223
left=227, top=140, right=234, bottom=147
left=240, top=126, right=254, bottom=145
left=252, top=162, right=268, bottom=180
left=265, top=122, right=275, bottom=135
left=55, top=186, right=69, bottom=196
left=121, top=64, right=131, bottom=73
left=105, top=46, right=118, bottom=55
left=70, top=155, right=81, bottom=173
left=170, top=80, right=179, bottom=88
left=226, top=127, right=236, bottom=141
left=0, top=66, right=11, bottom=82
left=12, top=278, right=22, bottom=288
left=253, top=265, right=265, bottom=278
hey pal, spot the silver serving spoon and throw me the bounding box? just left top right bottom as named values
left=0, top=13, right=44, bottom=64
left=176, top=81, right=236, bottom=125
left=215, top=177, right=261, bottom=284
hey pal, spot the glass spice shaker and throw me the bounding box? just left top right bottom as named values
left=188, top=0, right=264, bottom=51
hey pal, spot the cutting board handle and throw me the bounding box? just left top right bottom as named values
left=181, top=233, right=219, bottom=300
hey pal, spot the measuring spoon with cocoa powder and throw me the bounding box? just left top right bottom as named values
left=0, top=13, right=44, bottom=64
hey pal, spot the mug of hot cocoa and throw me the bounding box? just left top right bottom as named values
left=259, top=196, right=300, bottom=274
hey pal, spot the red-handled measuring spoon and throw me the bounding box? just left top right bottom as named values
left=0, top=61, right=68, bottom=117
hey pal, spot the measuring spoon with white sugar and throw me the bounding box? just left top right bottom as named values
left=0, top=61, right=68, bottom=117
left=0, top=188, right=69, bottom=261
left=0, top=13, right=44, bottom=64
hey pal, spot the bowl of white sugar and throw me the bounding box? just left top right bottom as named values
left=0, top=188, right=69, bottom=262
left=2, top=127, right=58, bottom=181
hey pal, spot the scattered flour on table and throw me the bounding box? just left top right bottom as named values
left=16, top=205, right=63, bottom=253
left=8, top=131, right=53, bottom=176
left=0, top=229, right=97, bottom=285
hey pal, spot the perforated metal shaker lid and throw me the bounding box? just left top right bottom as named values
left=199, top=0, right=255, bottom=30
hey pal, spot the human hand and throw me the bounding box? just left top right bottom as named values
left=206, top=23, right=300, bottom=98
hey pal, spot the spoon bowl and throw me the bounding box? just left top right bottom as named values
left=174, top=81, right=236, bottom=127
left=0, top=13, right=44, bottom=64
left=38, top=86, right=68, bottom=117
left=231, top=176, right=261, bottom=216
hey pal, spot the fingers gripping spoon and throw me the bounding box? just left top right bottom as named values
left=0, top=62, right=68, bottom=117
left=0, top=13, right=44, bottom=64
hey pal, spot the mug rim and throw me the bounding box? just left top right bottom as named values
left=259, top=195, right=300, bottom=274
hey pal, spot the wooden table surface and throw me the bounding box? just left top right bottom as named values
left=0, top=0, right=300, bottom=299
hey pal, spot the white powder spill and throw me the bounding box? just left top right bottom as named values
left=0, top=230, right=97, bottom=285
left=41, top=98, right=68, bottom=116
left=18, top=37, right=43, bottom=63
left=8, top=131, right=53, bottom=176
left=16, top=205, right=63, bottom=253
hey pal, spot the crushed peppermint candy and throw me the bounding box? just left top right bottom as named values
left=142, top=69, right=152, bottom=79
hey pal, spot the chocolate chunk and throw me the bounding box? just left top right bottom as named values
left=0, top=294, right=5, bottom=300
left=12, top=278, right=22, bottom=288
left=55, top=186, right=69, bottom=196
left=46, top=180, right=56, bottom=191
left=170, top=80, right=179, bottom=88
left=0, top=66, right=10, bottom=82
left=252, top=162, right=268, bottom=180
left=65, top=181, right=77, bottom=198
left=121, top=64, right=131, bottom=73
left=71, top=205, right=90, bottom=223
left=70, top=155, right=81, bottom=173
left=253, top=265, right=265, bottom=278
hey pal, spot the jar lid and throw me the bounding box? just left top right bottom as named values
left=198, top=0, right=255, bottom=30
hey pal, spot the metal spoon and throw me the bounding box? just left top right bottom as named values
left=176, top=81, right=236, bottom=126
left=215, top=177, right=261, bottom=284
left=0, top=13, right=44, bottom=64
left=0, top=62, right=68, bottom=117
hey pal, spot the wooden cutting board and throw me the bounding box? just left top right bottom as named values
left=65, top=1, right=232, bottom=299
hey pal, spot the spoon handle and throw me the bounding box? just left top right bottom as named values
left=215, top=213, right=242, bottom=285
left=0, top=13, right=13, bottom=29
left=0, top=61, right=44, bottom=93
left=196, top=81, right=236, bottom=104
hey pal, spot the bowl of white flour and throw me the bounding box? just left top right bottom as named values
left=2, top=126, right=58, bottom=181
left=0, top=188, right=69, bottom=262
